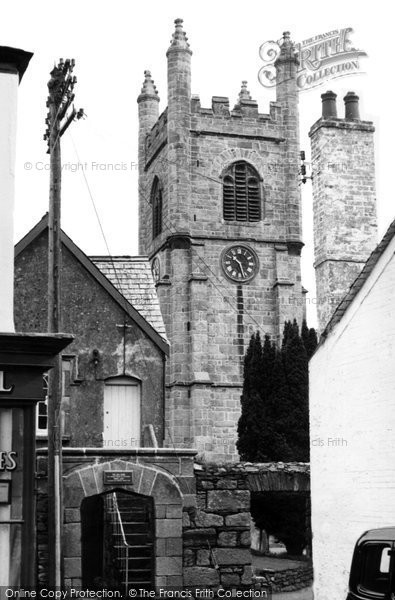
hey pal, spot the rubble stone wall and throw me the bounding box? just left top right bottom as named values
left=183, top=465, right=253, bottom=589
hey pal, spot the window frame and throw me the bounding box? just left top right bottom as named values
left=222, top=161, right=263, bottom=223
left=356, top=541, right=394, bottom=598
left=151, top=177, right=163, bottom=239
left=36, top=356, right=75, bottom=438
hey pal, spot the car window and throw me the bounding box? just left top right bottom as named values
left=359, top=543, right=391, bottom=596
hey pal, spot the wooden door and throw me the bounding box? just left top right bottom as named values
left=103, top=378, right=141, bottom=448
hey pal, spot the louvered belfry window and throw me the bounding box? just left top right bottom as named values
left=223, top=162, right=261, bottom=222
left=151, top=178, right=163, bottom=238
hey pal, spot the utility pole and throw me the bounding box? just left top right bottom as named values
left=44, top=59, right=84, bottom=588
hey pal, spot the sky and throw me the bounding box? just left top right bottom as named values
left=1, top=0, right=393, bottom=326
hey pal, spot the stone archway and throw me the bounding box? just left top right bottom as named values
left=62, top=459, right=184, bottom=589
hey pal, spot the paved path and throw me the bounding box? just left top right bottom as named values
left=251, top=555, right=313, bottom=600
left=252, top=554, right=307, bottom=571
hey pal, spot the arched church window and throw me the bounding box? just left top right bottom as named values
left=151, top=177, right=163, bottom=238
left=222, top=161, right=261, bottom=222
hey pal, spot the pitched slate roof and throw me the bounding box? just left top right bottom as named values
left=90, top=256, right=167, bottom=339
left=15, top=215, right=169, bottom=355
left=321, top=217, right=395, bottom=340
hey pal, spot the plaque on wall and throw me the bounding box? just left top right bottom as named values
left=0, top=480, right=11, bottom=504
left=103, top=471, right=133, bottom=485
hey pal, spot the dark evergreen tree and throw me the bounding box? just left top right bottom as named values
left=238, top=319, right=314, bottom=463
left=301, top=319, right=310, bottom=352
left=237, top=332, right=264, bottom=461
left=261, top=333, right=276, bottom=399
left=239, top=321, right=314, bottom=557
left=282, top=320, right=309, bottom=461
left=251, top=492, right=309, bottom=556
left=301, top=319, right=318, bottom=360
left=281, top=320, right=293, bottom=350
left=257, top=345, right=293, bottom=461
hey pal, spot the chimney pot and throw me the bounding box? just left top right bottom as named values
left=321, top=90, right=337, bottom=118
left=344, top=91, right=360, bottom=120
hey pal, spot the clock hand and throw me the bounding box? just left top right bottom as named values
left=233, top=256, right=245, bottom=277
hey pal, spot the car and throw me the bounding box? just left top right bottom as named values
left=347, top=527, right=395, bottom=599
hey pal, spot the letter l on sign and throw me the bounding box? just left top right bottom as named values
left=0, top=371, right=13, bottom=393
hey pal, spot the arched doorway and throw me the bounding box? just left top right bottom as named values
left=62, top=459, right=184, bottom=589
left=81, top=489, right=154, bottom=591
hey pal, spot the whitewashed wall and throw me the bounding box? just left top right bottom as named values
left=0, top=70, right=18, bottom=332
left=310, top=232, right=395, bottom=600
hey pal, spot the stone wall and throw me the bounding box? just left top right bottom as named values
left=181, top=462, right=311, bottom=591
left=35, top=449, right=196, bottom=588
left=183, top=465, right=253, bottom=589
left=256, top=563, right=313, bottom=593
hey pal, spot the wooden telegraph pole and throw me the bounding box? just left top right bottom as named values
left=44, top=59, right=84, bottom=587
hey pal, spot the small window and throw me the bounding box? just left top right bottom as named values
left=222, top=161, right=262, bottom=222
left=358, top=543, right=392, bottom=596
left=151, top=177, right=163, bottom=239
left=37, top=372, right=49, bottom=435
left=37, top=358, right=74, bottom=436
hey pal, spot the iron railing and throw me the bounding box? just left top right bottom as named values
left=105, top=492, right=132, bottom=593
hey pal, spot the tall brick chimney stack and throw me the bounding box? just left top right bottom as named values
left=321, top=90, right=337, bottom=118
left=310, top=91, right=378, bottom=333
left=137, top=70, right=160, bottom=253
left=0, top=47, right=32, bottom=333
left=166, top=18, right=192, bottom=233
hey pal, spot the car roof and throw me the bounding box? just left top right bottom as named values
left=357, top=527, right=395, bottom=544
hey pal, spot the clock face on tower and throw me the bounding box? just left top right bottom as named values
left=221, top=245, right=259, bottom=282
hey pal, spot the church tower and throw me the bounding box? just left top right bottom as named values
left=138, top=21, right=305, bottom=461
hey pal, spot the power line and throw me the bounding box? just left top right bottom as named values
left=69, top=135, right=185, bottom=460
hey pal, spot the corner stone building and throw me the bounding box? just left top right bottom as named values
left=138, top=21, right=305, bottom=461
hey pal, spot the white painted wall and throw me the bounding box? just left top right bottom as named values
left=310, top=232, right=395, bottom=600
left=0, top=70, right=18, bottom=332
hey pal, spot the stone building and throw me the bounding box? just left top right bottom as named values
left=15, top=216, right=297, bottom=591
left=138, top=21, right=305, bottom=461
left=15, top=214, right=169, bottom=449
left=14, top=215, right=199, bottom=588
left=310, top=90, right=377, bottom=332
left=309, top=218, right=395, bottom=600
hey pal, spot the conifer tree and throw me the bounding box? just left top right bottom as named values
left=257, top=347, right=293, bottom=461
left=282, top=320, right=309, bottom=461
left=237, top=332, right=264, bottom=461
left=301, top=319, right=318, bottom=360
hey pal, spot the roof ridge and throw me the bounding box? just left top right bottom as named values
left=89, top=255, right=149, bottom=261
left=320, top=216, right=395, bottom=341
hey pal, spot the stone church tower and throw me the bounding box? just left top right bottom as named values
left=309, top=91, right=377, bottom=333
left=137, top=20, right=305, bottom=461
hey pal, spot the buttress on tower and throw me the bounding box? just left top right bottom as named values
left=137, top=20, right=305, bottom=461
